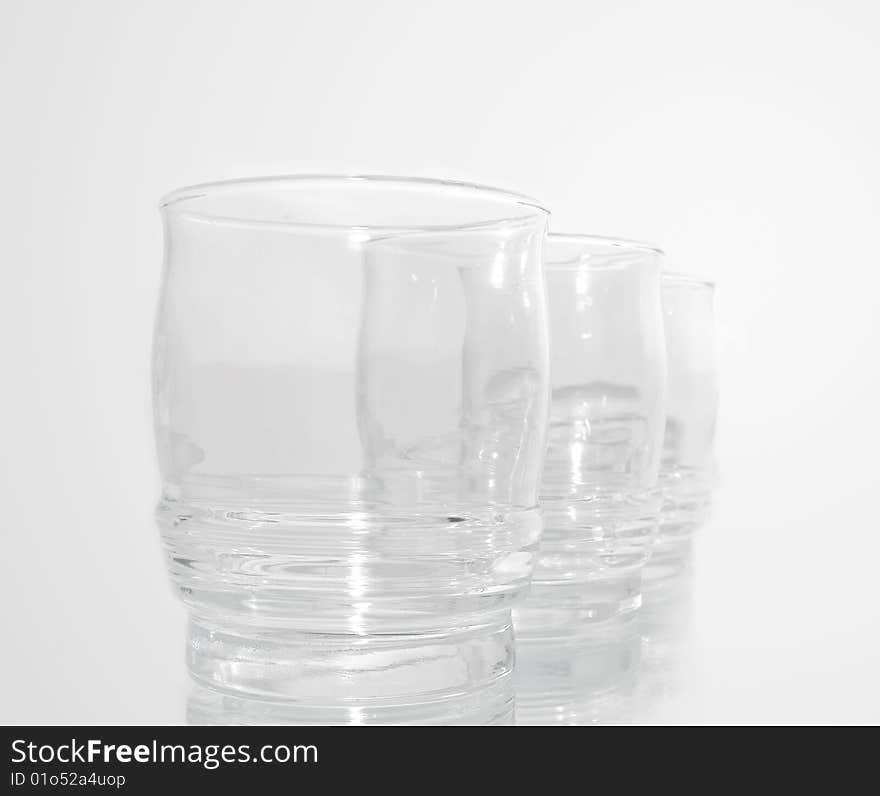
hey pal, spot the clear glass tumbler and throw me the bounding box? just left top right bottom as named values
left=514, top=235, right=666, bottom=638
left=657, top=273, right=718, bottom=558
left=153, top=176, right=550, bottom=725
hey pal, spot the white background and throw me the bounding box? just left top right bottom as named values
left=2, top=0, right=879, bottom=724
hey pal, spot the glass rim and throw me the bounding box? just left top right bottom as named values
left=158, top=174, right=549, bottom=232
left=663, top=270, right=716, bottom=289
left=544, top=232, right=664, bottom=270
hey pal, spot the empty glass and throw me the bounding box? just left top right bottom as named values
left=657, top=273, right=718, bottom=556
left=153, top=176, right=550, bottom=725
left=513, top=235, right=666, bottom=661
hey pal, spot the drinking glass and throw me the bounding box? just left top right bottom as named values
left=153, top=176, right=550, bottom=725
left=657, top=273, right=718, bottom=556
left=513, top=234, right=666, bottom=650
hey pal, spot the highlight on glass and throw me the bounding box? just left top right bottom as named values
left=152, top=176, right=551, bottom=725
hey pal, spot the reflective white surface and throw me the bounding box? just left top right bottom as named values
left=4, top=481, right=878, bottom=724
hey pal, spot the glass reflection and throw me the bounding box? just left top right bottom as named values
left=634, top=545, right=696, bottom=719
left=514, top=544, right=696, bottom=725
left=514, top=611, right=640, bottom=726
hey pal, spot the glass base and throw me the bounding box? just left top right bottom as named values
left=657, top=470, right=714, bottom=552
left=186, top=614, right=514, bottom=725
left=512, top=568, right=643, bottom=724
left=643, top=541, right=695, bottom=584
left=636, top=547, right=695, bottom=712
left=513, top=571, right=642, bottom=640
left=514, top=613, right=640, bottom=726
left=655, top=513, right=704, bottom=555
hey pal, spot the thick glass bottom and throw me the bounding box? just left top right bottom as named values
left=185, top=614, right=515, bottom=726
